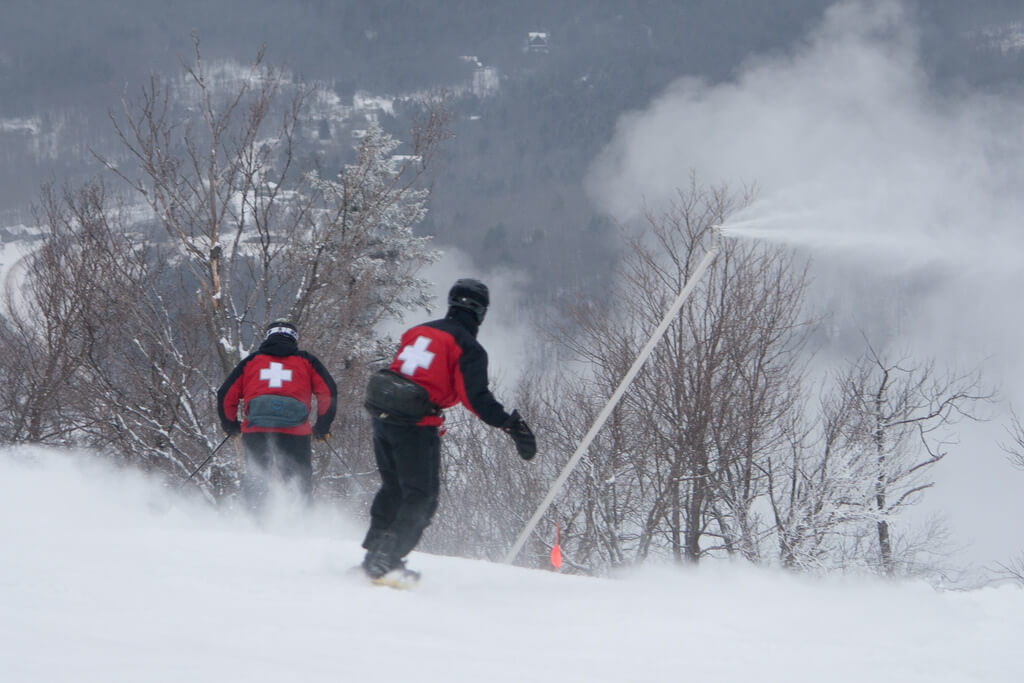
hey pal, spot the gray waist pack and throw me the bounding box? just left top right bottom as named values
left=364, top=369, right=441, bottom=425
left=246, top=394, right=310, bottom=428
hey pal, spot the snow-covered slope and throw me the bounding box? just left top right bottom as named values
left=1, top=446, right=1020, bottom=683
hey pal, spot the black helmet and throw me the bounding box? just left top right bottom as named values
left=265, top=319, right=298, bottom=341
left=447, top=278, right=489, bottom=323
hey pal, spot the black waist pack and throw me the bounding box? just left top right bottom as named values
left=364, top=369, right=441, bottom=425
left=246, top=394, right=310, bottom=428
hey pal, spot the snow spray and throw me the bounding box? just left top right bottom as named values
left=715, top=206, right=951, bottom=269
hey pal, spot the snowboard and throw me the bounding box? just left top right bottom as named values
left=345, top=564, right=421, bottom=590
left=369, top=568, right=421, bottom=591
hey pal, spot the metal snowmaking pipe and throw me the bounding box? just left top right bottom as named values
left=504, top=225, right=724, bottom=565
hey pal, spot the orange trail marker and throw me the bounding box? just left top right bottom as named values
left=550, top=522, right=563, bottom=570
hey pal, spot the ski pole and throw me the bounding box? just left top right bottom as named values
left=184, top=435, right=231, bottom=482
left=316, top=437, right=373, bottom=495
left=319, top=438, right=355, bottom=475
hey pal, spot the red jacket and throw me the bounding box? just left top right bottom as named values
left=218, top=336, right=337, bottom=436
left=389, top=311, right=510, bottom=428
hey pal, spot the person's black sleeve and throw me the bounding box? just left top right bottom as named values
left=216, top=356, right=252, bottom=434
left=458, top=339, right=511, bottom=428
left=304, top=351, right=338, bottom=435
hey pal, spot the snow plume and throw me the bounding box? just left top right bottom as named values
left=585, top=1, right=1024, bottom=565
left=0, top=445, right=361, bottom=545
left=585, top=0, right=1024, bottom=349
left=3, top=444, right=1024, bottom=682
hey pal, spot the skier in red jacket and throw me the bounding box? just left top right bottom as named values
left=218, top=320, right=337, bottom=510
left=361, top=279, right=536, bottom=586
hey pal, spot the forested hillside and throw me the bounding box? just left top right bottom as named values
left=4, top=1, right=1024, bottom=296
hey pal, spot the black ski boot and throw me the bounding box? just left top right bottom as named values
left=361, top=533, right=420, bottom=588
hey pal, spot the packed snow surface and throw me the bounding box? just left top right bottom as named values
left=1, top=446, right=1021, bottom=682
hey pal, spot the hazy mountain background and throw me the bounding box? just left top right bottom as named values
left=5, top=0, right=1024, bottom=574
left=4, top=0, right=1024, bottom=300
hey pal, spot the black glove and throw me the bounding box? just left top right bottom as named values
left=501, top=410, right=537, bottom=461
left=223, top=421, right=241, bottom=438
left=313, top=431, right=331, bottom=443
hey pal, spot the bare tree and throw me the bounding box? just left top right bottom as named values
left=768, top=344, right=991, bottom=577
left=838, top=345, right=990, bottom=575
left=762, top=380, right=867, bottom=571
left=995, top=407, right=1024, bottom=585
left=424, top=411, right=526, bottom=559
left=101, top=39, right=445, bottom=368
left=1001, top=407, right=1024, bottom=472
left=6, top=41, right=448, bottom=502
left=994, top=556, right=1024, bottom=585
left=0, top=181, right=144, bottom=446
left=537, top=180, right=812, bottom=571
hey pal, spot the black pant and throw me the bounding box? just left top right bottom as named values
left=240, top=431, right=313, bottom=510
left=362, top=420, right=441, bottom=561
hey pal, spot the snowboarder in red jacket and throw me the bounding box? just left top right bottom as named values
left=218, top=320, right=337, bottom=510
left=360, top=279, right=537, bottom=585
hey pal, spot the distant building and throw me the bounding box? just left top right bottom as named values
left=473, top=66, right=500, bottom=97
left=526, top=32, right=550, bottom=54
left=459, top=55, right=499, bottom=97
